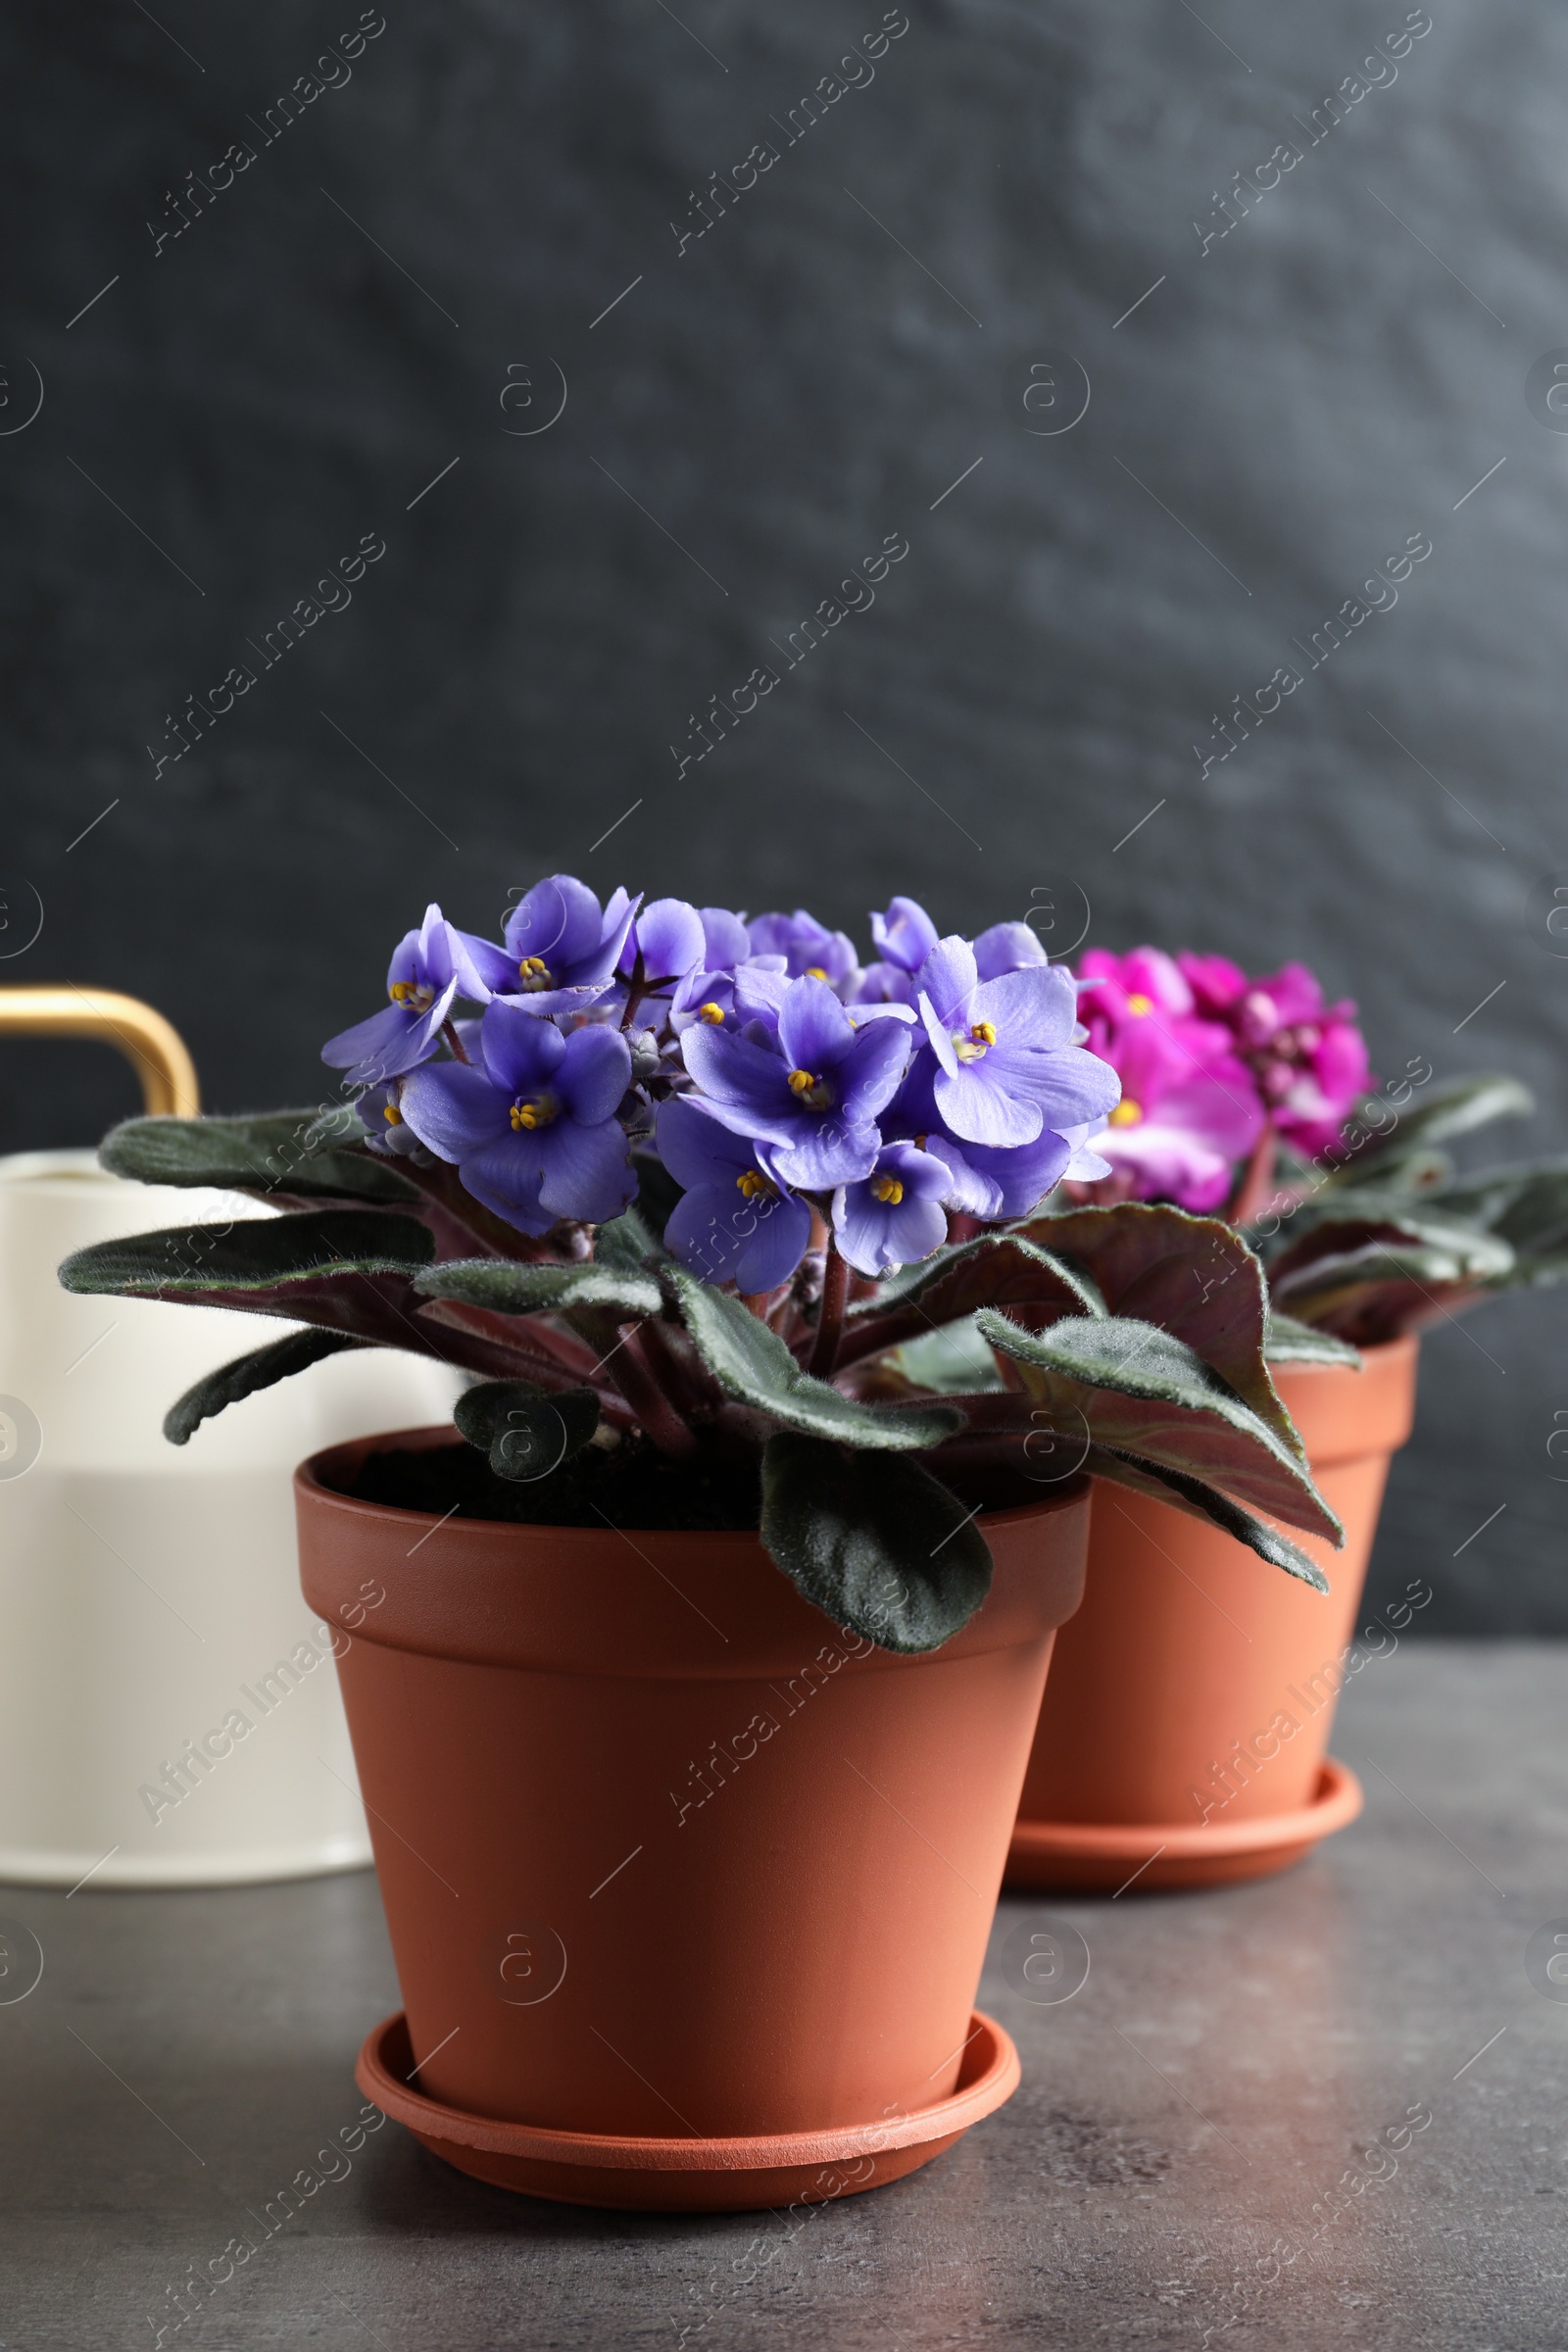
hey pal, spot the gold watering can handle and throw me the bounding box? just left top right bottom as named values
left=0, top=985, right=200, bottom=1116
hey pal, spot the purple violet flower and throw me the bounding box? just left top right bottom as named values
left=358, top=1081, right=430, bottom=1157
left=972, top=921, right=1050, bottom=981
left=680, top=973, right=911, bottom=1189
left=658, top=1097, right=811, bottom=1294
left=870, top=896, right=940, bottom=973
left=915, top=937, right=1122, bottom=1150
left=885, top=1053, right=1087, bottom=1219
left=699, top=906, right=753, bottom=969
left=856, top=896, right=937, bottom=1007
left=500, top=875, right=640, bottom=1016
left=399, top=1000, right=634, bottom=1236
left=922, top=1130, right=1074, bottom=1220
left=832, top=1142, right=950, bottom=1277
left=668, top=957, right=787, bottom=1039
left=321, top=904, right=511, bottom=1088
left=620, top=897, right=708, bottom=986
left=747, top=908, right=861, bottom=993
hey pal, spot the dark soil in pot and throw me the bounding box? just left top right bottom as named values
left=343, top=1434, right=763, bottom=1530
left=339, top=1434, right=1055, bottom=1535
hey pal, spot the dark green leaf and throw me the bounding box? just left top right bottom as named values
left=1426, top=1159, right=1568, bottom=1270
left=668, top=1266, right=962, bottom=1449
left=99, top=1109, right=417, bottom=1204
left=892, top=1315, right=1009, bottom=1395
left=1014, top=1202, right=1299, bottom=1458
left=977, top=1310, right=1341, bottom=1545
left=1345, top=1147, right=1453, bottom=1196
left=837, top=1234, right=1102, bottom=1366
left=629, top=1145, right=685, bottom=1242
left=1267, top=1244, right=1491, bottom=1344
left=1263, top=1311, right=1361, bottom=1367
left=163, top=1329, right=370, bottom=1445
left=857, top=1232, right=1102, bottom=1319
left=416, top=1258, right=662, bottom=1318
left=61, top=1208, right=436, bottom=1298
left=1265, top=1200, right=1514, bottom=1283
left=760, top=1431, right=993, bottom=1651
left=594, top=1203, right=665, bottom=1272
left=1504, top=1249, right=1568, bottom=1289
left=453, top=1380, right=601, bottom=1479
left=1085, top=1445, right=1330, bottom=1592
left=1262, top=1154, right=1568, bottom=1336
left=1337, top=1074, right=1534, bottom=1181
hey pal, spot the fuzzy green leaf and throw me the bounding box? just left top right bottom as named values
left=1265, top=1191, right=1516, bottom=1270
left=1267, top=1244, right=1493, bottom=1344
left=99, top=1108, right=417, bottom=1204
left=1263, top=1311, right=1362, bottom=1367
left=453, top=1380, right=601, bottom=1480
left=892, top=1315, right=1010, bottom=1395
left=1266, top=1210, right=1514, bottom=1335
left=1085, top=1445, right=1330, bottom=1592
left=1335, top=1074, right=1534, bottom=1183
left=1016, top=1201, right=1300, bottom=1458
left=595, top=1204, right=665, bottom=1272
left=628, top=1145, right=685, bottom=1243
left=1426, top=1160, right=1568, bottom=1275
left=668, top=1267, right=962, bottom=1449
left=978, top=1310, right=1341, bottom=1545
left=61, top=1209, right=436, bottom=1299
left=416, top=1258, right=662, bottom=1319
left=760, top=1432, right=993, bottom=1651
left=163, top=1328, right=370, bottom=1445
left=837, top=1234, right=1102, bottom=1368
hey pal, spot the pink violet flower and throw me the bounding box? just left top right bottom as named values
left=1073, top=949, right=1262, bottom=1211
left=1176, top=954, right=1372, bottom=1159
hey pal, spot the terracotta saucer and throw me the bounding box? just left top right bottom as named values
left=1004, top=1758, right=1364, bottom=1893
left=355, top=2008, right=1020, bottom=2212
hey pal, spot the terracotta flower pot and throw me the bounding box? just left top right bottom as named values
left=296, top=1432, right=1091, bottom=2211
left=1007, top=1335, right=1419, bottom=1893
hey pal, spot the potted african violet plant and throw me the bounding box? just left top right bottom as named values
left=61, top=886, right=1339, bottom=2212
left=1011, top=943, right=1566, bottom=1892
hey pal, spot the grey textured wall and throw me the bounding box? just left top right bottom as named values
left=2, top=0, right=1563, bottom=1628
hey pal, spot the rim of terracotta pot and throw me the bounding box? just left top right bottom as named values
left=1269, top=1331, right=1419, bottom=1466
left=300, top=1423, right=1092, bottom=1541
left=296, top=1427, right=1092, bottom=1676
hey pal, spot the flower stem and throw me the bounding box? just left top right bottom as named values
left=808, top=1240, right=851, bottom=1380
left=1228, top=1120, right=1276, bottom=1226
left=619, top=956, right=647, bottom=1032
left=605, top=1324, right=699, bottom=1458
left=441, top=1018, right=471, bottom=1065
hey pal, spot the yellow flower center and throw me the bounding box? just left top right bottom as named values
left=698, top=1001, right=725, bottom=1024
left=805, top=965, right=828, bottom=980
left=736, top=1168, right=775, bottom=1201
left=515, top=956, right=553, bottom=990
left=873, top=1175, right=905, bottom=1205
left=1126, top=993, right=1153, bottom=1016
left=382, top=1103, right=403, bottom=1126
left=511, top=1096, right=558, bottom=1131
left=389, top=980, right=435, bottom=1012
left=1107, top=1099, right=1144, bottom=1126
left=952, top=1019, right=997, bottom=1064
left=786, top=1066, right=834, bottom=1110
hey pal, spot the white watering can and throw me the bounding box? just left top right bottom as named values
left=0, top=986, right=461, bottom=1887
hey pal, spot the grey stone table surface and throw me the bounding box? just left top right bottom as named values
left=3, top=1642, right=1566, bottom=2352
